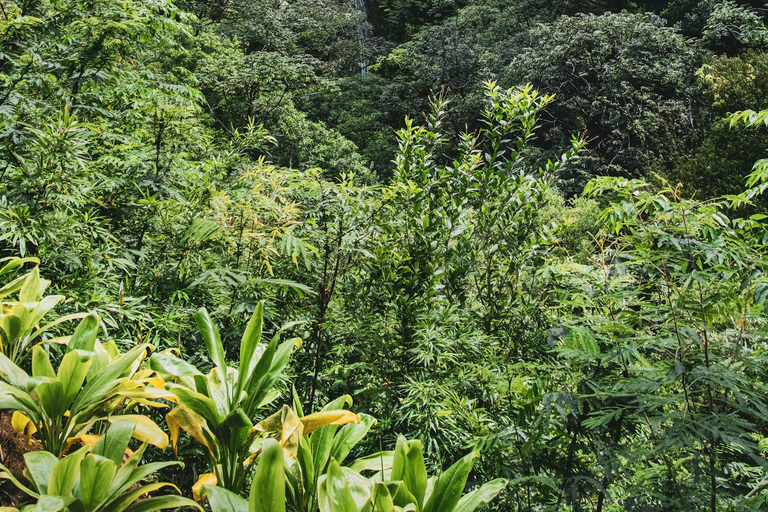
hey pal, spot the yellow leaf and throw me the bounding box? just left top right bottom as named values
left=107, top=415, right=169, bottom=451
left=64, top=434, right=101, bottom=452
left=192, top=473, right=217, bottom=501
left=166, top=405, right=213, bottom=457
left=253, top=405, right=303, bottom=458
left=11, top=411, right=36, bottom=444
left=300, top=410, right=361, bottom=435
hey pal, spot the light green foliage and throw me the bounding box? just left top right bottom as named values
left=0, top=312, right=163, bottom=456
left=543, top=175, right=768, bottom=508
left=0, top=421, right=200, bottom=512
left=0, top=261, right=88, bottom=365
left=315, top=436, right=507, bottom=512
left=150, top=301, right=297, bottom=492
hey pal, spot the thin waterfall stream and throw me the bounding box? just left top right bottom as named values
left=355, top=0, right=370, bottom=75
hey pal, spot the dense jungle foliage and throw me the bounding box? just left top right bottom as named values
left=3, top=0, right=768, bottom=510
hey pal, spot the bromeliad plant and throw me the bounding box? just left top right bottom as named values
left=0, top=420, right=201, bottom=512
left=0, top=313, right=167, bottom=456
left=150, top=301, right=298, bottom=493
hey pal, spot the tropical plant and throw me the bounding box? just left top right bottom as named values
left=317, top=436, right=507, bottom=512
left=0, top=420, right=201, bottom=512
left=0, top=313, right=165, bottom=456
left=270, top=393, right=376, bottom=512
left=202, top=435, right=507, bottom=512
left=0, top=261, right=87, bottom=365
left=150, top=301, right=298, bottom=493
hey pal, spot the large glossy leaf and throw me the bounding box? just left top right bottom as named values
left=120, top=495, right=202, bottom=512
left=348, top=452, right=394, bottom=473
left=318, top=460, right=356, bottom=512
left=422, top=451, right=478, bottom=512
left=203, top=485, right=247, bottom=512
left=149, top=353, right=203, bottom=378
left=102, top=415, right=168, bottom=450
left=0, top=351, right=29, bottom=388
left=108, top=482, right=190, bottom=512
left=26, top=495, right=71, bottom=512
left=453, top=479, right=507, bottom=512
left=243, top=336, right=295, bottom=417
left=56, top=349, right=92, bottom=408
left=166, top=384, right=222, bottom=427
left=18, top=267, right=41, bottom=303
left=234, top=301, right=263, bottom=401
left=328, top=414, right=376, bottom=469
left=36, top=379, right=66, bottom=420
left=71, top=344, right=149, bottom=415
left=31, top=347, right=55, bottom=379
left=193, top=309, right=228, bottom=392
left=66, top=312, right=99, bottom=353
left=47, top=445, right=89, bottom=496
left=79, top=454, right=117, bottom=510
left=402, top=440, right=427, bottom=510
left=165, top=404, right=213, bottom=456
left=249, top=438, right=285, bottom=512
left=24, top=451, right=58, bottom=494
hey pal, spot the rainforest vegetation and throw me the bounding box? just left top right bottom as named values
left=3, top=0, right=768, bottom=510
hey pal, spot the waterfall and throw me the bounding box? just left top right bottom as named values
left=355, top=0, right=370, bottom=75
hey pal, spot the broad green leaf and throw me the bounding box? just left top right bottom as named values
left=24, top=451, right=58, bottom=494
left=79, top=454, right=117, bottom=509
left=120, top=495, right=202, bottom=512
left=235, top=301, right=263, bottom=401
left=150, top=353, right=203, bottom=378
left=319, top=459, right=359, bottom=512
left=348, top=452, right=394, bottom=473
left=403, top=440, right=427, bottom=509
left=71, top=344, right=148, bottom=415
left=0, top=351, right=30, bottom=388
left=19, top=267, right=41, bottom=303
left=66, top=312, right=99, bottom=353
left=57, top=349, right=92, bottom=408
left=203, top=485, right=247, bottom=512
left=423, top=451, right=478, bottom=512
left=48, top=445, right=89, bottom=496
left=28, top=495, right=71, bottom=512
left=249, top=438, right=285, bottom=512
left=93, top=420, right=134, bottom=466
left=31, top=347, right=55, bottom=379
left=453, top=479, right=507, bottom=512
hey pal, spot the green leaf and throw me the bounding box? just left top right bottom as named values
left=234, top=302, right=263, bottom=402
left=319, top=459, right=360, bottom=512
left=80, top=454, right=118, bottom=510
left=423, top=451, right=478, bottom=512
left=453, top=479, right=507, bottom=512
left=93, top=420, right=134, bottom=466
left=19, top=267, right=41, bottom=303
left=67, top=312, right=100, bottom=353
left=121, top=495, right=202, bottom=512
left=249, top=438, right=285, bottom=512
left=24, top=451, right=58, bottom=494
left=203, top=485, right=247, bottom=512
left=149, top=353, right=203, bottom=378
left=193, top=308, right=227, bottom=374
left=31, top=347, right=55, bottom=379
left=403, top=440, right=427, bottom=509
left=48, top=446, right=90, bottom=496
